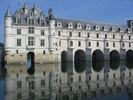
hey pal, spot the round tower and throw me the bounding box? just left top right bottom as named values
left=4, top=7, right=12, bottom=53
left=48, top=8, right=56, bottom=53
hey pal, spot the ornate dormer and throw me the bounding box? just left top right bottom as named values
left=86, top=24, right=90, bottom=30
left=127, top=28, right=131, bottom=33
left=68, top=22, right=73, bottom=29
left=119, top=27, right=124, bottom=33
left=127, top=20, right=133, bottom=29
left=39, top=12, right=46, bottom=26
left=77, top=23, right=82, bottom=29
left=95, top=25, right=100, bottom=30
left=111, top=26, right=116, bottom=32
left=56, top=22, right=62, bottom=28
left=103, top=26, right=108, bottom=31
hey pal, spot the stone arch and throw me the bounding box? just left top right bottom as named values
left=75, top=62, right=86, bottom=73
left=92, top=60, right=104, bottom=72
left=61, top=51, right=67, bottom=62
left=110, top=50, right=120, bottom=61
left=110, top=60, right=120, bottom=70
left=126, top=50, right=133, bottom=61
left=74, top=49, right=86, bottom=62
left=92, top=49, right=104, bottom=61
left=27, top=52, right=35, bottom=75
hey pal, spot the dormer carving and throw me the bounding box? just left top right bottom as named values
left=119, top=27, right=124, bottom=32
left=111, top=26, right=116, bottom=32
left=68, top=22, right=73, bottom=28
left=95, top=25, right=100, bottom=30
left=103, top=26, right=108, bottom=31
left=57, top=22, right=62, bottom=28
left=77, top=23, right=82, bottom=29
left=86, top=24, right=90, bottom=30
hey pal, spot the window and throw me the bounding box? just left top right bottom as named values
left=113, top=42, right=115, bottom=47
left=17, top=29, right=21, bottom=35
left=41, top=30, right=44, bottom=35
left=29, top=81, right=35, bottom=89
left=78, top=32, right=81, bottom=37
left=43, top=50, right=45, bottom=54
left=28, top=19, right=34, bottom=25
left=97, top=75, right=99, bottom=80
left=106, top=42, right=109, bottom=47
left=41, top=19, right=44, bottom=26
left=122, top=43, right=125, bottom=47
left=96, top=33, right=99, bottom=38
left=17, top=81, right=22, bottom=89
left=121, top=35, right=123, bottom=39
left=40, top=39, right=45, bottom=46
left=129, top=36, right=131, bottom=40
left=87, top=33, right=90, bottom=38
left=28, top=27, right=34, bottom=34
left=17, top=18, right=21, bottom=24
left=59, top=41, right=61, bottom=46
left=88, top=42, right=91, bottom=47
left=79, top=76, right=81, bottom=82
left=17, top=39, right=21, bottom=46
left=58, top=31, right=61, bottom=36
left=16, top=50, right=18, bottom=54
left=70, top=41, right=73, bottom=46
left=89, top=76, right=91, bottom=80
left=69, top=31, right=72, bottom=37
left=113, top=73, right=115, bottom=78
left=41, top=80, right=45, bottom=86
left=97, top=42, right=99, bottom=47
left=129, top=43, right=131, bottom=47
left=28, top=37, right=35, bottom=46
left=113, top=34, right=115, bottom=39
left=78, top=41, right=81, bottom=46
left=105, top=34, right=107, bottom=39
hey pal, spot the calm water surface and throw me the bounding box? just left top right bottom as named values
left=0, top=61, right=133, bottom=100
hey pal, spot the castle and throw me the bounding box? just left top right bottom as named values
left=4, top=3, right=133, bottom=64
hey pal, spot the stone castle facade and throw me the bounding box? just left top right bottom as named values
left=4, top=3, right=133, bottom=64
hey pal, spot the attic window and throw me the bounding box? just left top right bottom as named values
left=17, top=18, right=21, bottom=24
left=111, top=27, right=115, bottom=32
left=57, top=22, right=62, bottom=27
left=127, top=28, right=131, bottom=33
left=120, top=28, right=123, bottom=32
left=86, top=24, right=90, bottom=30
left=41, top=20, right=44, bottom=26
left=68, top=23, right=73, bottom=28
left=77, top=23, right=81, bottom=29
left=104, top=26, right=108, bottom=31
left=95, top=25, right=99, bottom=30
left=28, top=19, right=34, bottom=25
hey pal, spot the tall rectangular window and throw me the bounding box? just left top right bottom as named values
left=41, top=30, right=44, bottom=35
left=78, top=32, right=81, bottom=37
left=113, top=42, right=115, bottom=47
left=17, top=18, right=21, bottom=24
left=29, top=19, right=34, bottom=25
left=41, top=20, right=44, bottom=26
left=59, top=41, right=61, bottom=46
left=97, top=42, right=99, bottom=47
left=105, top=34, right=107, bottom=39
left=28, top=27, right=34, bottom=34
left=28, top=37, right=35, bottom=46
left=17, top=39, right=21, bottom=46
left=17, top=29, right=21, bottom=35
left=121, top=35, right=123, bottom=39
left=40, top=39, right=45, bottom=46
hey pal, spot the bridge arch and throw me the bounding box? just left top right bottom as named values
left=126, top=50, right=133, bottom=61
left=92, top=49, right=104, bottom=61
left=74, top=49, right=86, bottom=62
left=61, top=51, right=67, bottom=62
left=110, top=50, right=120, bottom=61
left=92, top=60, right=104, bottom=72
left=27, top=52, right=35, bottom=75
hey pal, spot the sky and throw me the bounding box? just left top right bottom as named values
left=0, top=0, right=133, bottom=43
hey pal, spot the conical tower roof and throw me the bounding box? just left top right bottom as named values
left=5, top=7, right=11, bottom=17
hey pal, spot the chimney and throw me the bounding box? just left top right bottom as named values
left=127, top=20, right=133, bottom=28
left=33, top=4, right=37, bottom=14
left=24, top=3, right=28, bottom=14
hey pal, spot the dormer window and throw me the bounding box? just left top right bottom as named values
left=68, top=23, right=73, bottom=28
left=17, top=18, right=22, bottom=24
left=41, top=19, right=44, bottom=26
left=103, top=26, right=108, bottom=31
left=28, top=19, right=34, bottom=25
left=77, top=23, right=82, bottom=29
left=86, top=24, right=90, bottom=30
left=57, top=22, right=62, bottom=28
left=95, top=25, right=99, bottom=30
left=111, top=26, right=115, bottom=32
left=119, top=28, right=123, bottom=32
left=127, top=28, right=131, bottom=33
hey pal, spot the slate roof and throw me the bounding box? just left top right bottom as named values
left=5, top=8, right=12, bottom=17
left=55, top=18, right=130, bottom=33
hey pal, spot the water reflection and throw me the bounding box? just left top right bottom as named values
left=4, top=61, right=133, bottom=100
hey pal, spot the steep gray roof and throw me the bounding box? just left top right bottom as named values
left=5, top=8, right=12, bottom=17
left=12, top=7, right=48, bottom=26
left=55, top=18, right=130, bottom=32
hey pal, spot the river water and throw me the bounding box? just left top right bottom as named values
left=0, top=61, right=133, bottom=100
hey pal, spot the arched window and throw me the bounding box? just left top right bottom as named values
left=70, top=41, right=73, bottom=46
left=69, top=31, right=72, bottom=37
left=96, top=33, right=99, bottom=38
left=88, top=42, right=91, bottom=47
left=87, top=33, right=90, bottom=38
left=78, top=41, right=81, bottom=46
left=78, top=32, right=81, bottom=37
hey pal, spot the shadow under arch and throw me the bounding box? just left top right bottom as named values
left=110, top=60, right=120, bottom=70
left=74, top=49, right=86, bottom=62
left=110, top=50, right=120, bottom=61
left=27, top=52, right=35, bottom=75
left=75, top=61, right=86, bottom=73
left=126, top=60, right=133, bottom=69
left=61, top=62, right=68, bottom=73
left=126, top=50, right=133, bottom=61
left=92, top=49, right=104, bottom=61
left=61, top=51, right=67, bottom=62
left=92, top=60, right=104, bottom=72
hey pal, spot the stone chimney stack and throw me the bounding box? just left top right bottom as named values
left=33, top=4, right=37, bottom=14
left=24, top=3, right=28, bottom=14
left=127, top=20, right=133, bottom=29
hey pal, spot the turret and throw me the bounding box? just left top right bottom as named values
left=48, top=8, right=56, bottom=53
left=4, top=7, right=12, bottom=52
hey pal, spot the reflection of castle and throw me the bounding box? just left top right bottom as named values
left=5, top=61, right=133, bottom=100
left=4, top=3, right=133, bottom=64
left=0, top=43, right=4, bottom=64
